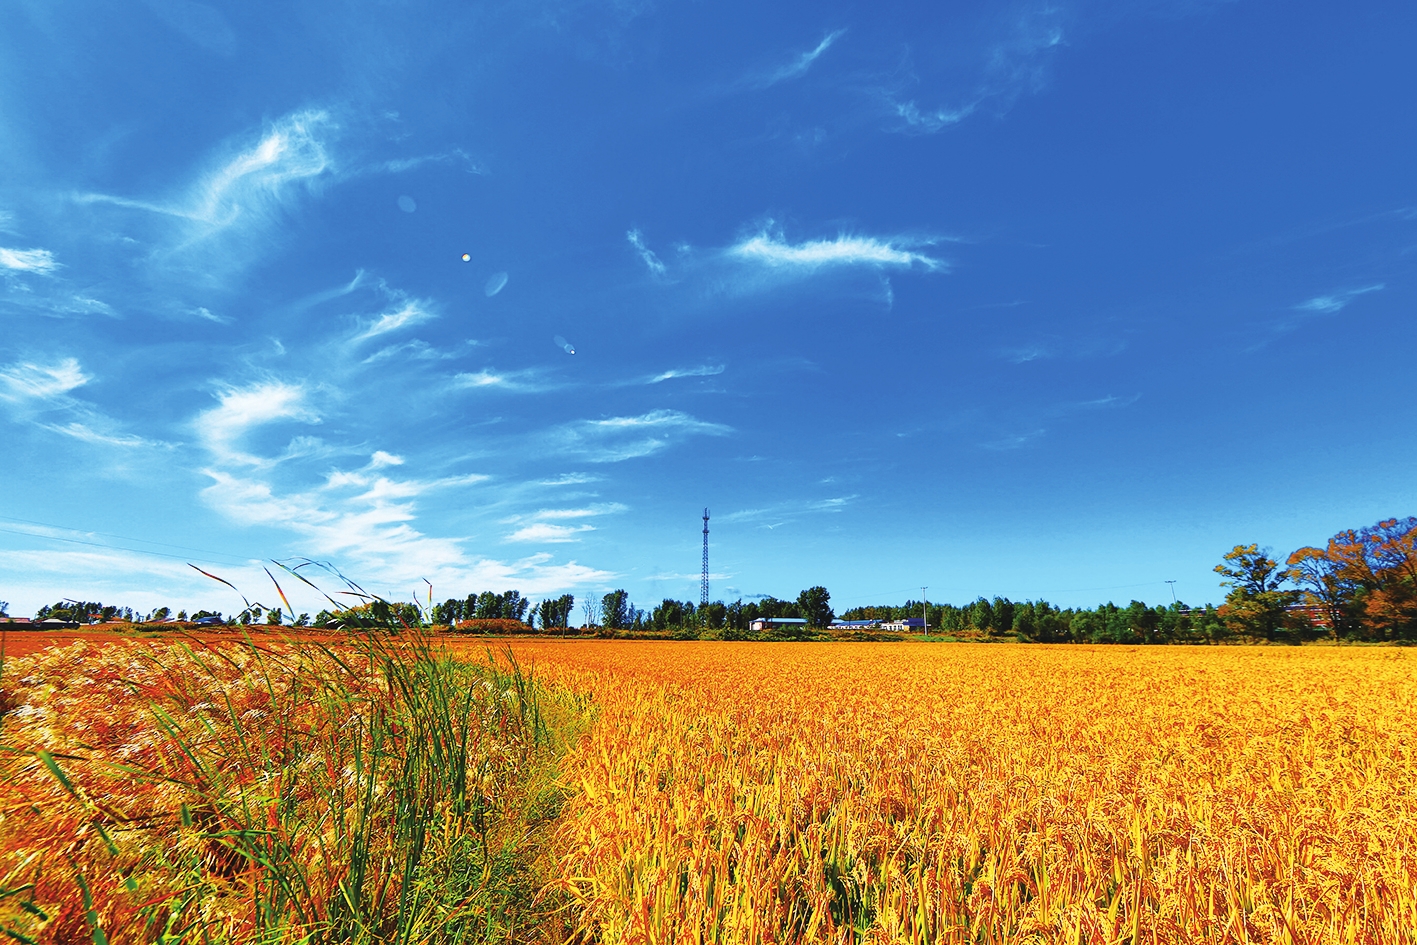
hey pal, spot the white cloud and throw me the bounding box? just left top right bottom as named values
left=729, top=225, right=943, bottom=271
left=195, top=380, right=319, bottom=466
left=197, top=461, right=612, bottom=596
left=885, top=7, right=1065, bottom=135
left=79, top=110, right=333, bottom=228
left=41, top=422, right=162, bottom=448
left=0, top=357, right=88, bottom=402
left=1003, top=345, right=1049, bottom=363
left=370, top=450, right=404, bottom=468
left=982, top=429, right=1046, bottom=451
left=757, top=30, right=846, bottom=87
left=537, top=473, right=602, bottom=486
left=376, top=149, right=484, bottom=175
left=554, top=409, right=731, bottom=463
left=73, top=110, right=336, bottom=285
left=504, top=523, right=596, bottom=543
left=0, top=247, right=59, bottom=273
left=720, top=494, right=858, bottom=523
left=893, top=100, right=977, bottom=132
left=1294, top=284, right=1385, bottom=315
left=188, top=110, right=334, bottom=225
left=361, top=339, right=477, bottom=365
left=352, top=300, right=437, bottom=342
left=532, top=503, right=628, bottom=520
left=451, top=369, right=548, bottom=393
left=648, top=364, right=725, bottom=383
left=627, top=229, right=667, bottom=275
left=193, top=306, right=232, bottom=324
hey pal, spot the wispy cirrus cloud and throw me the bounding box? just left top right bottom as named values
left=632, top=219, right=949, bottom=305
left=537, top=473, right=603, bottom=486
left=451, top=368, right=551, bottom=393
left=753, top=30, right=846, bottom=88
left=40, top=422, right=159, bottom=449
left=72, top=110, right=337, bottom=287
left=627, top=229, right=667, bottom=275
left=886, top=6, right=1065, bottom=135
left=720, top=494, right=859, bottom=525
left=504, top=522, right=596, bottom=543
left=553, top=409, right=731, bottom=463
left=981, top=429, right=1047, bottom=451
left=0, top=357, right=88, bottom=402
left=729, top=224, right=944, bottom=271
left=1247, top=283, right=1388, bottom=351
left=646, top=364, right=725, bottom=384
left=195, top=380, right=320, bottom=467
left=0, top=357, right=169, bottom=449
left=498, top=502, right=629, bottom=545
left=1293, top=283, right=1385, bottom=315
left=375, top=149, right=484, bottom=175
left=361, top=339, right=479, bottom=365
left=0, top=247, right=60, bottom=273
left=980, top=394, right=1139, bottom=450
left=78, top=110, right=335, bottom=229
left=529, top=503, right=628, bottom=520
left=999, top=335, right=1128, bottom=364
left=351, top=299, right=438, bottom=342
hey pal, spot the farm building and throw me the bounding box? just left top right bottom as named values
left=880, top=618, right=927, bottom=631
left=749, top=617, right=809, bottom=633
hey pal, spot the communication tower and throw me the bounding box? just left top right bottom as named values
left=701, top=508, right=710, bottom=609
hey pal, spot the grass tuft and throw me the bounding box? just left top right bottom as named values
left=0, top=631, right=583, bottom=944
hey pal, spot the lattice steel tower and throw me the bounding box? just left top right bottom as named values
left=700, top=508, right=710, bottom=609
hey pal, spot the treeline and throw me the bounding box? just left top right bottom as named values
left=425, top=591, right=574, bottom=629
left=840, top=514, right=1417, bottom=644
left=29, top=602, right=252, bottom=625
left=842, top=598, right=1227, bottom=644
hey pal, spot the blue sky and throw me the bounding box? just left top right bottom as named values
left=2, top=0, right=1414, bottom=618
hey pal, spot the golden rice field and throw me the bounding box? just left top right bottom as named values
left=3, top=637, right=1416, bottom=944
left=494, top=640, right=1417, bottom=945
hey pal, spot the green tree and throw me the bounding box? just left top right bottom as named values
left=1215, top=544, right=1298, bottom=641
left=797, top=586, right=833, bottom=629
left=651, top=598, right=684, bottom=630
left=700, top=600, right=727, bottom=630
left=475, top=591, right=501, bottom=619
left=601, top=590, right=630, bottom=630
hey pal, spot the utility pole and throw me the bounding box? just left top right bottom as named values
left=1165, top=580, right=1177, bottom=605
left=921, top=586, right=928, bottom=640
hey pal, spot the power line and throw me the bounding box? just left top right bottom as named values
left=0, top=526, right=253, bottom=569
left=0, top=513, right=256, bottom=565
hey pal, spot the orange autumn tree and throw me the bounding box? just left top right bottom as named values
left=1286, top=516, right=1417, bottom=642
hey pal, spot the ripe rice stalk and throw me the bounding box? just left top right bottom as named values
left=481, top=640, right=1417, bottom=945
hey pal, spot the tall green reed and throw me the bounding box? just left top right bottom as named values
left=0, top=630, right=578, bottom=945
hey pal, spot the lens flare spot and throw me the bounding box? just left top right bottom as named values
left=553, top=335, right=576, bottom=355
left=485, top=272, right=509, bottom=297
left=397, top=195, right=417, bottom=213
left=461, top=253, right=471, bottom=262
